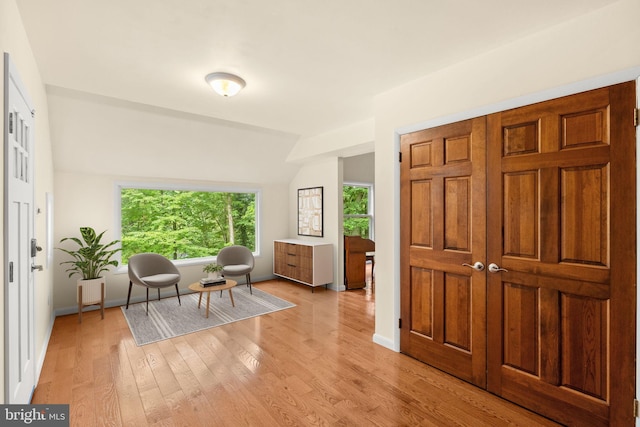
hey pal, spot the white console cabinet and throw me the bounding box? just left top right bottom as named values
left=273, top=239, right=333, bottom=291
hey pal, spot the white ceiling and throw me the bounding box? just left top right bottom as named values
left=17, top=0, right=619, bottom=138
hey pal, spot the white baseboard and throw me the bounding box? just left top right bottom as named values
left=34, top=310, right=56, bottom=393
left=53, top=274, right=288, bottom=316
left=373, top=333, right=398, bottom=352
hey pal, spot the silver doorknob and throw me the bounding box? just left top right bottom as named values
left=462, top=261, right=485, bottom=271
left=488, top=263, right=508, bottom=273
left=31, top=264, right=43, bottom=272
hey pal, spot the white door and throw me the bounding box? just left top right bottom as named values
left=4, top=53, right=36, bottom=403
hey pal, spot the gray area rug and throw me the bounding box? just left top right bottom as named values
left=121, top=285, right=295, bottom=346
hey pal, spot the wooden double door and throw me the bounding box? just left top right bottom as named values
left=400, top=82, right=636, bottom=426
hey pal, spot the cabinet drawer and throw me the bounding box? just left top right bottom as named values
left=297, top=267, right=313, bottom=284
left=273, top=242, right=287, bottom=275
left=278, top=242, right=312, bottom=258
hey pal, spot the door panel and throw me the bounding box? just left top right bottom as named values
left=400, top=81, right=635, bottom=426
left=487, top=82, right=636, bottom=427
left=400, top=117, right=487, bottom=387
left=4, top=53, right=36, bottom=403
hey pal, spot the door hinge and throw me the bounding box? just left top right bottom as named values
left=398, top=318, right=402, bottom=328
left=9, top=112, right=13, bottom=134
left=399, top=152, right=402, bottom=163
left=634, top=399, right=639, bottom=417
left=634, top=108, right=638, bottom=127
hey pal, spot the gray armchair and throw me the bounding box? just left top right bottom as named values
left=126, top=253, right=181, bottom=315
left=217, top=245, right=254, bottom=294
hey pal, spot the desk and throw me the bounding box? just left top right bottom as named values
left=188, top=280, right=237, bottom=318
left=344, top=236, right=375, bottom=290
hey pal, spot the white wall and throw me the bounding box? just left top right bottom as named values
left=287, top=158, right=342, bottom=290
left=0, top=0, right=56, bottom=403
left=48, top=89, right=300, bottom=313
left=343, top=152, right=374, bottom=184
left=288, top=118, right=374, bottom=163
left=286, top=121, right=375, bottom=292
left=53, top=172, right=289, bottom=312
left=47, top=87, right=301, bottom=183
left=372, top=0, right=640, bottom=350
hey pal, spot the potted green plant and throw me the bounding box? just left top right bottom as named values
left=203, top=262, right=223, bottom=279
left=58, top=227, right=121, bottom=305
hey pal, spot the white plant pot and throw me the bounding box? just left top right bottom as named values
left=207, top=272, right=220, bottom=280
left=77, top=277, right=105, bottom=305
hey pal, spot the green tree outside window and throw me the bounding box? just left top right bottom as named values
left=120, top=188, right=256, bottom=264
left=343, top=185, right=372, bottom=238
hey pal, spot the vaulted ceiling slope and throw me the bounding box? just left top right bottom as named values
left=17, top=0, right=619, bottom=138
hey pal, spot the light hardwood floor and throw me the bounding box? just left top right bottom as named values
left=32, top=278, right=561, bottom=426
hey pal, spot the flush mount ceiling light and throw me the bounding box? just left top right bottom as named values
left=205, top=72, right=246, bottom=97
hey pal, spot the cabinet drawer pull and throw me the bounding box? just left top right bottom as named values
left=287, top=253, right=296, bottom=256
left=287, top=263, right=297, bottom=267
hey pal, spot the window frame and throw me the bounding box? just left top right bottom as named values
left=114, top=180, right=262, bottom=272
left=343, top=181, right=374, bottom=240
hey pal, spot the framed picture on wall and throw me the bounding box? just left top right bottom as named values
left=298, top=186, right=323, bottom=237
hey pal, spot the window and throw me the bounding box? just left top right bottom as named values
left=117, top=183, right=259, bottom=265
left=343, top=183, right=373, bottom=239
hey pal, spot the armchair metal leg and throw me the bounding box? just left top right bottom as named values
left=247, top=273, right=252, bottom=295
left=126, top=281, right=133, bottom=309
left=175, top=284, right=181, bottom=305
left=146, top=288, right=149, bottom=315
